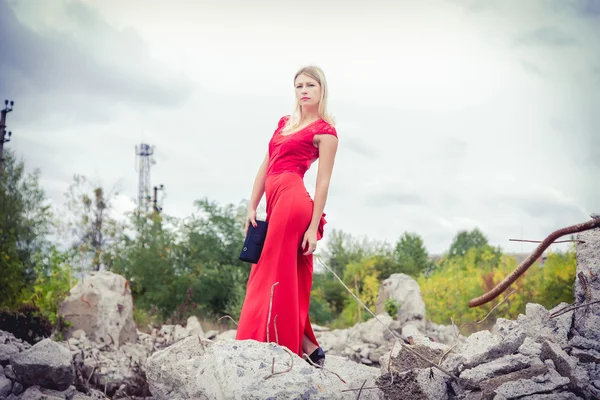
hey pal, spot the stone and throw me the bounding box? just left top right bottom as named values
left=569, top=336, right=600, bottom=352
left=0, top=344, right=19, bottom=366
left=540, top=341, right=589, bottom=391
left=459, top=354, right=532, bottom=386
left=9, top=338, right=75, bottom=391
left=18, top=386, right=64, bottom=400
left=570, top=347, right=600, bottom=364
left=185, top=316, right=204, bottom=337
left=11, top=381, right=23, bottom=396
left=58, top=271, right=138, bottom=348
left=517, top=303, right=571, bottom=347
left=0, top=375, right=12, bottom=398
left=519, top=337, right=542, bottom=358
left=478, top=363, right=548, bottom=398
left=494, top=367, right=570, bottom=398
left=348, top=313, right=399, bottom=347
left=146, top=336, right=384, bottom=399
left=375, top=273, right=427, bottom=328
left=3, top=365, right=15, bottom=380
left=574, top=227, right=600, bottom=342
left=455, top=329, right=524, bottom=369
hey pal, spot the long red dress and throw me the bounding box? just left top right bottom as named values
left=235, top=115, right=338, bottom=357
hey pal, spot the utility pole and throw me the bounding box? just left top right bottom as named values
left=0, top=99, right=15, bottom=177
left=153, top=184, right=164, bottom=213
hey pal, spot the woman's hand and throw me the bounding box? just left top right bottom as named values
left=301, top=227, right=318, bottom=256
left=244, top=208, right=258, bottom=236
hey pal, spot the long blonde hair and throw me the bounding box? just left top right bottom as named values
left=281, top=65, right=335, bottom=134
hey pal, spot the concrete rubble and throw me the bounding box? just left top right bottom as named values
left=1, top=217, right=597, bottom=399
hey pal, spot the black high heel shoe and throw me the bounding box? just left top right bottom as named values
left=307, top=347, right=326, bottom=367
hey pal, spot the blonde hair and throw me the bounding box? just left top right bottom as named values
left=281, top=65, right=335, bottom=134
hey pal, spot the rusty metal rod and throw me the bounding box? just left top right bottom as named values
left=509, top=239, right=583, bottom=244
left=469, top=218, right=600, bottom=308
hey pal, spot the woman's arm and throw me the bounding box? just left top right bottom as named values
left=303, top=134, right=338, bottom=254
left=245, top=150, right=269, bottom=233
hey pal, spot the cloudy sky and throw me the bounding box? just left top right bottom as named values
left=1, top=0, right=598, bottom=255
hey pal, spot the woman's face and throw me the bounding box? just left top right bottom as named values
left=295, top=74, right=321, bottom=108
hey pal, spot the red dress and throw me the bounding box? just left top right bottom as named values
left=235, top=115, right=338, bottom=356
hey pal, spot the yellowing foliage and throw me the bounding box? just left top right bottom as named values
left=328, top=257, right=381, bottom=328
left=418, top=246, right=577, bottom=332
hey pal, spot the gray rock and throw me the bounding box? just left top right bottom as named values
left=3, top=366, right=16, bottom=381
left=517, top=303, right=571, bottom=347
left=519, top=337, right=542, bottom=358
left=456, top=327, right=526, bottom=370
left=570, top=347, right=600, bottom=363
left=35, top=385, right=79, bottom=399
left=493, top=318, right=520, bottom=337
left=0, top=344, right=20, bottom=365
left=478, top=363, right=549, bottom=398
left=589, top=385, right=600, bottom=400
left=146, top=336, right=383, bottom=399
left=9, top=338, right=75, bottom=391
left=456, top=330, right=501, bottom=368
left=569, top=336, right=600, bottom=352
left=0, top=375, right=12, bottom=397
left=516, top=393, right=582, bottom=399
left=440, top=352, right=465, bottom=376
left=495, top=367, right=570, bottom=398
left=459, top=354, right=532, bottom=386
left=375, top=273, right=427, bottom=328
left=540, top=341, right=589, bottom=391
left=574, top=227, right=600, bottom=342
left=18, top=386, right=64, bottom=400
left=58, top=271, right=138, bottom=348
left=11, top=381, right=23, bottom=396
left=463, top=391, right=484, bottom=400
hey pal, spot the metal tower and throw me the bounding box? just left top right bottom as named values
left=134, top=143, right=155, bottom=212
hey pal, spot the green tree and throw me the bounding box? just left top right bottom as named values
left=448, top=228, right=490, bottom=258
left=321, top=229, right=388, bottom=277
left=536, top=248, right=577, bottom=309
left=445, top=228, right=502, bottom=270
left=313, top=229, right=391, bottom=324
left=177, top=198, right=249, bottom=320
left=111, top=212, right=181, bottom=320
left=377, top=232, right=431, bottom=278
left=0, top=150, right=52, bottom=309
left=418, top=244, right=577, bottom=332
left=331, top=256, right=380, bottom=327
left=57, top=174, right=123, bottom=272
left=112, top=198, right=250, bottom=324
left=309, top=285, right=334, bottom=325
left=19, top=246, right=73, bottom=325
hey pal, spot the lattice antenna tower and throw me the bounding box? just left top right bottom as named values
left=134, top=143, right=156, bottom=212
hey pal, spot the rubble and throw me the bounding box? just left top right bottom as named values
left=1, top=220, right=598, bottom=399
left=58, top=271, right=138, bottom=348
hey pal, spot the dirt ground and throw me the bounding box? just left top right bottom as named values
left=376, top=345, right=445, bottom=400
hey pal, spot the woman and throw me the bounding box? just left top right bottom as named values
left=235, top=65, right=339, bottom=367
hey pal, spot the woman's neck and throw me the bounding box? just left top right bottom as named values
left=300, top=107, right=320, bottom=124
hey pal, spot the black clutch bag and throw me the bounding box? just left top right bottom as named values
left=239, top=220, right=268, bottom=264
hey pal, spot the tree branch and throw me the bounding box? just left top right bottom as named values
left=468, top=218, right=600, bottom=308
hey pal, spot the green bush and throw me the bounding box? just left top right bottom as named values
left=384, top=299, right=399, bottom=317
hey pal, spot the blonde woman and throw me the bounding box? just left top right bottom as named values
left=236, top=66, right=339, bottom=367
